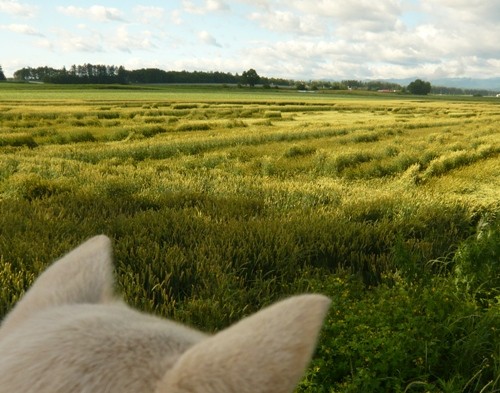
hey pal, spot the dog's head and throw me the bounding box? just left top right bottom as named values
left=0, top=236, right=330, bottom=393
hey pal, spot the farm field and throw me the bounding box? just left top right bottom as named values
left=0, top=84, right=499, bottom=392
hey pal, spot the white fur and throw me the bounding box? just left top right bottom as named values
left=0, top=235, right=330, bottom=393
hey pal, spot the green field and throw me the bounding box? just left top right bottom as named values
left=1, top=84, right=499, bottom=392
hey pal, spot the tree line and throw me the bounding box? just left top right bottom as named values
left=13, top=65, right=127, bottom=84
left=430, top=85, right=495, bottom=97
left=10, top=64, right=292, bottom=86
left=5, top=63, right=498, bottom=96
left=7, top=64, right=407, bottom=92
left=300, top=79, right=403, bottom=91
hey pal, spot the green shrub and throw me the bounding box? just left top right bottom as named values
left=299, top=267, right=499, bottom=392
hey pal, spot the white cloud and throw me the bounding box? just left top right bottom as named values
left=49, top=27, right=104, bottom=53
left=234, top=0, right=271, bottom=9
left=250, top=10, right=326, bottom=36
left=57, top=5, right=126, bottom=22
left=34, top=38, right=53, bottom=51
left=171, top=10, right=183, bottom=25
left=110, top=26, right=156, bottom=53
left=244, top=0, right=407, bottom=47
left=230, top=0, right=491, bottom=80
left=206, top=0, right=229, bottom=11
left=421, top=0, right=500, bottom=24
left=60, top=35, right=104, bottom=53
left=47, top=25, right=157, bottom=55
left=182, top=0, right=229, bottom=14
left=0, top=0, right=37, bottom=17
left=294, top=0, right=402, bottom=21
left=198, top=30, right=222, bottom=47
left=133, top=5, right=166, bottom=24
left=205, top=33, right=478, bottom=80
left=414, top=1, right=500, bottom=62
left=0, top=23, right=42, bottom=36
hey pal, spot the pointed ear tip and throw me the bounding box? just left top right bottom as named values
left=279, top=294, right=331, bottom=323
left=86, top=235, right=112, bottom=249
left=304, top=294, right=332, bottom=316
left=90, top=234, right=111, bottom=243
left=295, top=293, right=331, bottom=309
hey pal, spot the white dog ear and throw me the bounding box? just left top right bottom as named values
left=158, top=294, right=331, bottom=393
left=0, top=235, right=114, bottom=336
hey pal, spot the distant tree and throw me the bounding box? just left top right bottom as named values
left=342, top=80, right=363, bottom=89
left=295, top=82, right=307, bottom=90
left=117, top=66, right=128, bottom=84
left=0, top=65, right=7, bottom=81
left=366, top=81, right=402, bottom=91
left=242, top=68, right=260, bottom=87
left=330, top=81, right=347, bottom=90
left=408, top=79, right=431, bottom=95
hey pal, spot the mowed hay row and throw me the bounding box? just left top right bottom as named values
left=1, top=95, right=499, bottom=201
left=1, top=96, right=498, bottom=270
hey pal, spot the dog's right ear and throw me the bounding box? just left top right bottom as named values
left=0, top=235, right=114, bottom=337
left=159, top=294, right=331, bottom=393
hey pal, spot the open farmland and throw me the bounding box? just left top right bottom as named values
left=0, top=85, right=499, bottom=392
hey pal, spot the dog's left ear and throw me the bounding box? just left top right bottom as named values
left=0, top=235, right=114, bottom=338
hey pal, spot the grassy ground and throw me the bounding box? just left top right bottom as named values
left=0, top=84, right=499, bottom=391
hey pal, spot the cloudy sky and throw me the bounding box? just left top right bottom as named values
left=1, top=0, right=499, bottom=81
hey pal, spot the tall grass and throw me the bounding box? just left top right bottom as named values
left=0, top=86, right=499, bottom=392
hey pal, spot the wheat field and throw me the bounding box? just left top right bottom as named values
left=1, top=84, right=499, bottom=392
